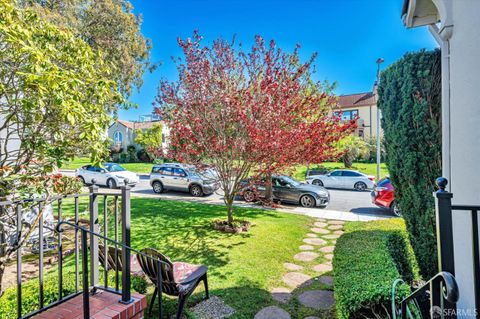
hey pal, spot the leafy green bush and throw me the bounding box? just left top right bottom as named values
left=378, top=49, right=441, bottom=278
left=333, top=219, right=419, bottom=319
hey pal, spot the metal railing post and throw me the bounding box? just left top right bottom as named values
left=434, top=177, right=455, bottom=275
left=120, top=184, right=133, bottom=304
left=89, top=183, right=100, bottom=288
left=81, top=228, right=90, bottom=319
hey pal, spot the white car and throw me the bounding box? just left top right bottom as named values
left=76, top=163, right=139, bottom=188
left=305, top=169, right=375, bottom=191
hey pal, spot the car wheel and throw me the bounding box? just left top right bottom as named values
left=78, top=176, right=86, bottom=185
left=391, top=202, right=402, bottom=217
left=300, top=195, right=315, bottom=208
left=107, top=178, right=117, bottom=189
left=190, top=184, right=204, bottom=197
left=354, top=182, right=367, bottom=191
left=243, top=190, right=256, bottom=202
left=312, top=179, right=323, bottom=186
left=152, top=181, right=164, bottom=194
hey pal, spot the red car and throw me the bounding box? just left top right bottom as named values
left=371, top=177, right=401, bottom=216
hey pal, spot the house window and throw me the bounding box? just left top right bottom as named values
left=334, top=109, right=359, bottom=121
left=113, top=131, right=123, bottom=144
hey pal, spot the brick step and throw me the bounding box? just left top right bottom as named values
left=33, top=290, right=147, bottom=319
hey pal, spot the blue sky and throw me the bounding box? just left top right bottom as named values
left=120, top=0, right=438, bottom=121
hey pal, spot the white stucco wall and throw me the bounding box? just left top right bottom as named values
left=443, top=0, right=480, bottom=314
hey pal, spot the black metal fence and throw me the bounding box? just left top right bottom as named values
left=0, top=184, right=141, bottom=319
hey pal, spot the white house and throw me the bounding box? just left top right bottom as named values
left=108, top=119, right=170, bottom=154
left=402, top=0, right=480, bottom=315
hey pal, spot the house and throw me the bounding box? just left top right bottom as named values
left=108, top=119, right=169, bottom=153
left=335, top=88, right=381, bottom=139
left=402, top=0, right=480, bottom=316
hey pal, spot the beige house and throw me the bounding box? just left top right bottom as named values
left=108, top=119, right=169, bottom=152
left=335, top=89, right=381, bottom=139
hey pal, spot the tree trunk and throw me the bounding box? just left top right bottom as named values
left=264, top=171, right=273, bottom=202
left=343, top=155, right=353, bottom=168
left=225, top=195, right=234, bottom=225
left=0, top=261, right=4, bottom=297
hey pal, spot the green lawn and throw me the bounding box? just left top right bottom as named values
left=61, top=157, right=153, bottom=173
left=292, top=162, right=389, bottom=180
left=2, top=198, right=330, bottom=319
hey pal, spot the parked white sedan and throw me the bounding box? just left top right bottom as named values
left=76, top=163, right=139, bottom=188
left=305, top=169, right=375, bottom=191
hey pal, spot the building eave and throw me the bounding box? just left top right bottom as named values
left=402, top=0, right=440, bottom=28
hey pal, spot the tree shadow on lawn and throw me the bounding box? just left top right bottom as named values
left=129, top=198, right=281, bottom=280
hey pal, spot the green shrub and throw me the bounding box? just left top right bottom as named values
left=333, top=219, right=419, bottom=319
left=378, top=49, right=441, bottom=278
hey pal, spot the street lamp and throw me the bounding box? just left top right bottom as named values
left=376, top=58, right=384, bottom=182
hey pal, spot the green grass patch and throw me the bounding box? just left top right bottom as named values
left=1, top=198, right=313, bottom=319
left=293, top=162, right=389, bottom=180
left=61, top=157, right=153, bottom=173
left=333, top=218, right=419, bottom=319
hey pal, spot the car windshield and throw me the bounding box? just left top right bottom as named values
left=279, top=176, right=301, bottom=187
left=104, top=163, right=126, bottom=172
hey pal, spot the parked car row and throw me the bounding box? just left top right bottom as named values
left=75, top=162, right=400, bottom=215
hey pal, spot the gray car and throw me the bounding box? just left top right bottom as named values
left=240, top=175, right=330, bottom=208
left=149, top=163, right=220, bottom=196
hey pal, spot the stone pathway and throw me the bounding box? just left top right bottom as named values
left=255, top=218, right=345, bottom=318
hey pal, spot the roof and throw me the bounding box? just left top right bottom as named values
left=114, top=119, right=160, bottom=130
left=337, top=92, right=376, bottom=108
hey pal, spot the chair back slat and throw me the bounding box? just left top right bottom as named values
left=99, top=244, right=123, bottom=271
left=137, top=248, right=178, bottom=296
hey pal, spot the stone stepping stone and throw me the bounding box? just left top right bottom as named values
left=319, top=246, right=335, bottom=253
left=318, top=275, right=334, bottom=287
left=294, top=252, right=319, bottom=262
left=271, top=287, right=292, bottom=304
left=282, top=272, right=312, bottom=288
left=313, top=221, right=327, bottom=228
left=312, top=263, right=333, bottom=273
left=191, top=295, right=235, bottom=319
left=306, top=233, right=317, bottom=238
left=297, top=290, right=335, bottom=310
left=323, top=234, right=341, bottom=240
left=324, top=253, right=333, bottom=260
left=303, top=238, right=327, bottom=246
left=284, top=263, right=304, bottom=271
left=316, top=218, right=327, bottom=222
left=328, top=220, right=345, bottom=225
left=299, top=245, right=314, bottom=251
left=310, top=227, right=329, bottom=234
left=333, top=230, right=344, bottom=235
left=327, top=225, right=343, bottom=230
left=254, top=306, right=291, bottom=319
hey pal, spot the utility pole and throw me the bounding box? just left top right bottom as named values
left=376, top=58, right=384, bottom=182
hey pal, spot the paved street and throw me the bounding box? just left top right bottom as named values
left=61, top=171, right=392, bottom=221
left=131, top=175, right=392, bottom=221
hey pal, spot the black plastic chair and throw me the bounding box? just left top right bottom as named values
left=137, top=248, right=209, bottom=319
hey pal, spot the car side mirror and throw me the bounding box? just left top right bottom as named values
left=100, top=169, right=106, bottom=173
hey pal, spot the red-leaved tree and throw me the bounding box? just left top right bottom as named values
left=156, top=32, right=355, bottom=224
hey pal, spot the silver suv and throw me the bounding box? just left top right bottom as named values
left=149, top=163, right=220, bottom=197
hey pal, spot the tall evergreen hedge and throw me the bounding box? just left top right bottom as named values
left=378, top=49, right=441, bottom=279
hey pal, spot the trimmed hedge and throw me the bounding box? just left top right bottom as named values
left=333, top=219, right=419, bottom=319
left=378, top=49, right=441, bottom=279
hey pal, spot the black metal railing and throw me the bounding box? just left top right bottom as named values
left=394, top=271, right=459, bottom=319
left=0, top=183, right=140, bottom=318
left=56, top=220, right=169, bottom=319
left=434, top=177, right=480, bottom=317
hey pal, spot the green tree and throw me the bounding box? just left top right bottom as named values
left=0, top=0, right=123, bottom=173
left=18, top=0, right=153, bottom=97
left=378, top=49, right=441, bottom=279
left=0, top=0, right=123, bottom=296
left=134, top=124, right=163, bottom=160
left=336, top=135, right=369, bottom=168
